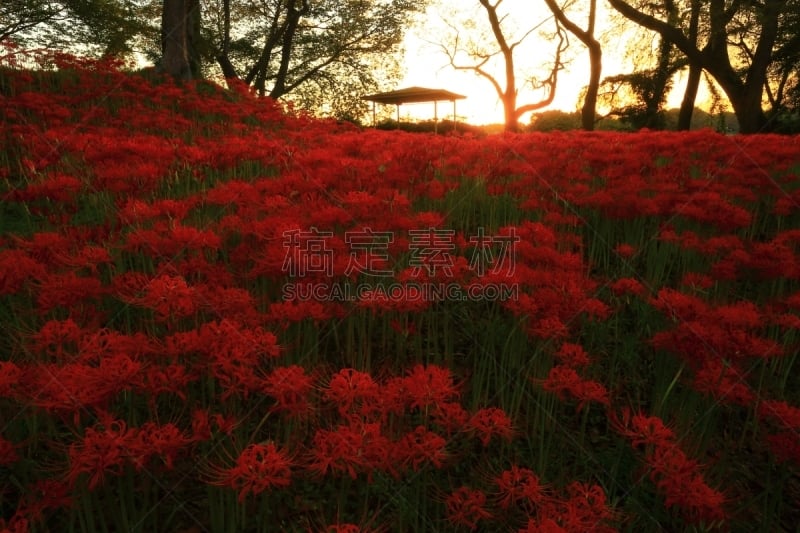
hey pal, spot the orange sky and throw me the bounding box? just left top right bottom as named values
left=395, top=0, right=710, bottom=125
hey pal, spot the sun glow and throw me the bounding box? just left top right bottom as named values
left=396, top=0, right=713, bottom=126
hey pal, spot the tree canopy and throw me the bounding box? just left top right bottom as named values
left=1, top=0, right=146, bottom=58
left=607, top=0, right=800, bottom=133
left=2, top=0, right=798, bottom=130
left=205, top=0, right=425, bottom=119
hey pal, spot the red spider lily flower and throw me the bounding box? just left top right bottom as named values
left=580, top=298, right=612, bottom=321
left=648, top=288, right=710, bottom=322
left=609, top=277, right=646, bottom=297
left=412, top=211, right=446, bottom=229
left=261, top=365, right=315, bottom=417
left=208, top=318, right=281, bottom=359
left=195, top=285, right=260, bottom=324
left=466, top=407, right=514, bottom=446
left=650, top=447, right=727, bottom=524
left=609, top=409, right=675, bottom=449
left=211, top=413, right=239, bottom=436
left=130, top=422, right=190, bottom=471
left=529, top=316, right=570, bottom=340
left=554, top=343, right=592, bottom=368
left=561, top=481, right=617, bottom=531
left=692, top=359, right=755, bottom=405
left=710, top=251, right=748, bottom=281
left=570, top=379, right=610, bottom=411
left=137, top=274, right=198, bottom=320
left=430, top=401, right=470, bottom=435
left=196, top=320, right=280, bottom=398
left=34, top=271, right=107, bottom=314
left=67, top=420, right=136, bottom=490
left=190, top=409, right=212, bottom=442
left=402, top=364, right=461, bottom=411
left=143, top=363, right=195, bottom=399
left=0, top=249, right=47, bottom=295
left=537, top=366, right=582, bottom=400
left=536, top=366, right=609, bottom=411
left=768, top=312, right=800, bottom=330
left=765, top=431, right=800, bottom=465
left=712, top=300, right=763, bottom=329
left=50, top=245, right=112, bottom=274
left=393, top=426, right=448, bottom=471
left=77, top=328, right=159, bottom=363
left=202, top=180, right=255, bottom=207
left=123, top=224, right=221, bottom=258
left=784, top=291, right=800, bottom=311
left=494, top=465, right=546, bottom=510
left=614, top=243, right=636, bottom=258
left=773, top=196, right=797, bottom=216
left=29, top=318, right=82, bottom=360
left=697, top=234, right=745, bottom=256
left=377, top=375, right=408, bottom=417
left=19, top=478, right=72, bottom=522
left=215, top=442, right=293, bottom=502
left=611, top=408, right=727, bottom=524
left=307, top=421, right=390, bottom=480
left=118, top=198, right=160, bottom=225
left=745, top=241, right=799, bottom=280
left=175, top=255, right=236, bottom=288
left=9, top=231, right=71, bottom=265
left=325, top=368, right=381, bottom=417
left=757, top=399, right=800, bottom=430
left=23, top=356, right=142, bottom=418
left=152, top=198, right=197, bottom=220
left=444, top=486, right=492, bottom=530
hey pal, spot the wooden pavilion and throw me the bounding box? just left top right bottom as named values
left=362, top=86, right=466, bottom=132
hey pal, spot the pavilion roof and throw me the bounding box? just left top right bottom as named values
left=362, top=86, right=466, bottom=105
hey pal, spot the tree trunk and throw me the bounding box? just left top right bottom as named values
left=161, top=0, right=192, bottom=80
left=216, top=0, right=239, bottom=81
left=581, top=41, right=601, bottom=130
left=217, top=55, right=239, bottom=79
left=270, top=0, right=306, bottom=99
left=543, top=0, right=601, bottom=131
left=677, top=64, right=701, bottom=130
left=504, top=93, right=519, bottom=132
left=186, top=0, right=201, bottom=77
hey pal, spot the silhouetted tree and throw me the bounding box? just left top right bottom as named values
left=542, top=0, right=601, bottom=130
left=440, top=0, right=569, bottom=132
left=608, top=0, right=798, bottom=133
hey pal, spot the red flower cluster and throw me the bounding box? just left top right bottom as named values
left=611, top=409, right=727, bottom=524
left=2, top=50, right=798, bottom=531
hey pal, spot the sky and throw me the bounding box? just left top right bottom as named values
left=393, top=0, right=704, bottom=126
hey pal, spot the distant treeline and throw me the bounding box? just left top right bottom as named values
left=371, top=107, right=780, bottom=135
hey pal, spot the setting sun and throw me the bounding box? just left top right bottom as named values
left=393, top=0, right=712, bottom=126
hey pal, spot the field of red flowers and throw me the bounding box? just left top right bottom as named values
left=1, top=51, right=799, bottom=532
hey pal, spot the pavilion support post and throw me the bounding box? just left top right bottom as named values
left=361, top=88, right=465, bottom=131
left=453, top=100, right=457, bottom=131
